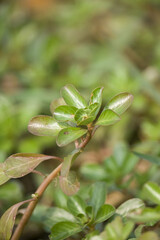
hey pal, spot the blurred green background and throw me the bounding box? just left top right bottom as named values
left=0, top=0, right=160, bottom=238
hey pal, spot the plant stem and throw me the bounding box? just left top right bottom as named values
left=11, top=163, right=62, bottom=240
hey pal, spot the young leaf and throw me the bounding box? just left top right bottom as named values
left=50, top=98, right=66, bottom=115
left=96, top=109, right=120, bottom=126
left=61, top=84, right=87, bottom=109
left=116, top=198, right=145, bottom=217
left=0, top=164, right=10, bottom=186
left=4, top=153, right=54, bottom=178
left=133, top=152, right=160, bottom=166
left=59, top=172, right=80, bottom=196
left=90, top=87, right=104, bottom=105
left=142, top=182, right=160, bottom=205
left=90, top=182, right=107, bottom=218
left=106, top=92, right=133, bottom=115
left=67, top=195, right=87, bottom=217
left=94, top=204, right=115, bottom=224
left=54, top=105, right=77, bottom=122
left=74, top=108, right=95, bottom=126
left=56, top=127, right=87, bottom=147
left=28, top=115, right=65, bottom=136
left=50, top=221, right=82, bottom=240
left=0, top=199, right=32, bottom=240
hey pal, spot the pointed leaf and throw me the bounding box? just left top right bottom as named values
left=142, top=182, right=160, bottom=205
left=133, top=152, right=160, bottom=166
left=90, top=87, right=104, bottom=105
left=59, top=172, right=80, bottom=196
left=94, top=204, right=115, bottom=223
left=0, top=199, right=32, bottom=240
left=106, top=92, right=133, bottom=115
left=61, top=150, right=80, bottom=177
left=96, top=109, right=120, bottom=126
left=90, top=182, right=107, bottom=217
left=4, top=153, right=54, bottom=178
left=28, top=115, right=65, bottom=136
left=116, top=198, right=145, bottom=217
left=50, top=98, right=66, bottom=115
left=56, top=127, right=87, bottom=147
left=61, top=84, right=87, bottom=109
left=54, top=105, right=77, bottom=122
left=50, top=221, right=82, bottom=240
left=0, top=164, right=10, bottom=186
left=67, top=195, right=87, bottom=217
left=75, top=108, right=95, bottom=126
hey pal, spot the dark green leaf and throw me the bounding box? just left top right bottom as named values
left=116, top=198, right=145, bottom=217
left=94, top=204, right=115, bottom=223
left=4, top=153, right=53, bottom=178
left=142, top=182, right=160, bottom=205
left=61, top=84, right=87, bottom=109
left=28, top=115, right=65, bottom=136
left=90, top=182, right=107, bottom=217
left=133, top=152, right=160, bottom=166
left=74, top=108, right=95, bottom=126
left=54, top=105, right=77, bottom=122
left=0, top=164, right=10, bottom=186
left=67, top=195, right=87, bottom=217
left=96, top=109, right=120, bottom=126
left=56, top=127, right=87, bottom=147
left=106, top=92, right=134, bottom=115
left=50, top=221, right=82, bottom=240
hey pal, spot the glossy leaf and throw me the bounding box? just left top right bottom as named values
left=56, top=127, right=87, bottom=147
left=96, top=109, right=120, bottom=126
left=4, top=153, right=53, bottom=178
left=90, top=182, right=107, bottom=217
left=0, top=164, right=10, bottom=186
left=61, top=84, right=87, bottom=109
left=133, top=152, right=160, bottom=166
left=142, top=182, right=160, bottom=205
left=116, top=198, right=145, bottom=217
left=94, top=204, right=115, bottom=223
left=59, top=172, right=80, bottom=196
left=50, top=221, right=82, bottom=240
left=90, top=87, right=104, bottom=105
left=50, top=98, right=66, bottom=115
left=54, top=105, right=77, bottom=122
left=28, top=115, right=65, bottom=136
left=67, top=195, right=87, bottom=217
left=106, top=92, right=134, bottom=115
left=0, top=199, right=31, bottom=240
left=74, top=108, right=95, bottom=126
left=130, top=207, right=160, bottom=223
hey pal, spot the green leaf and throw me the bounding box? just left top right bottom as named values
left=90, top=182, right=107, bottom=218
left=61, top=84, right=87, bottom=109
left=94, top=204, right=115, bottom=223
left=50, top=98, right=66, bottom=115
left=28, top=115, right=65, bottom=136
left=80, top=163, right=107, bottom=181
left=61, top=150, right=80, bottom=177
left=116, top=198, right=145, bottom=217
left=54, top=105, right=77, bottom=122
left=0, top=200, right=31, bottom=240
left=59, top=172, right=80, bottom=196
left=106, top=92, right=134, bottom=115
left=4, top=153, right=54, bottom=178
left=56, top=127, right=87, bottom=147
left=133, top=152, right=160, bottom=166
left=138, top=231, right=159, bottom=240
left=90, top=87, right=104, bottom=105
left=142, top=181, right=160, bottom=205
left=50, top=221, right=82, bottom=240
left=129, top=207, right=160, bottom=223
left=67, top=195, right=87, bottom=217
left=96, top=109, right=120, bottom=126
left=74, top=108, right=95, bottom=126
left=0, top=164, right=10, bottom=186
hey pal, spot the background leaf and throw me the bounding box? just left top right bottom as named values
left=4, top=153, right=54, bottom=178
left=61, top=84, right=87, bottom=109
left=67, top=195, right=87, bottom=217
left=133, top=152, right=160, bottom=166
left=28, top=115, right=65, bottom=136
left=56, top=127, right=87, bottom=147
left=59, top=172, right=80, bottom=196
left=142, top=181, right=160, bottom=205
